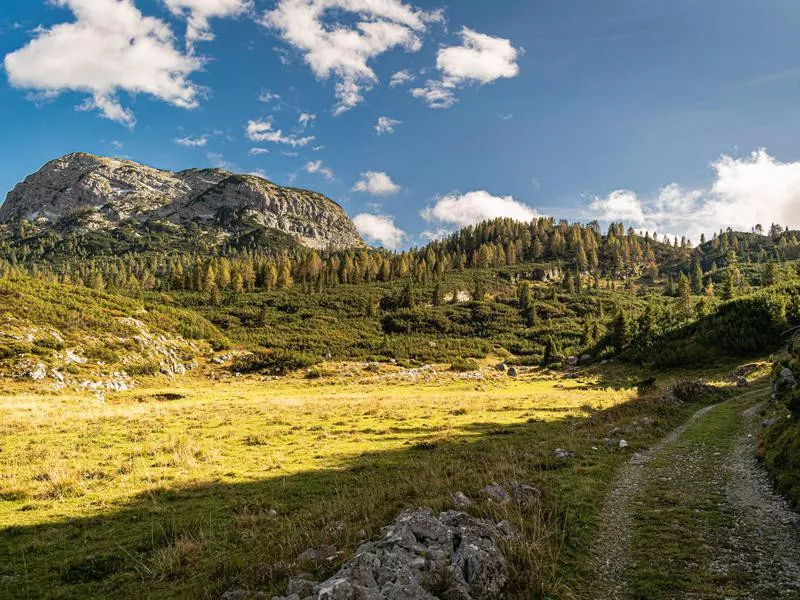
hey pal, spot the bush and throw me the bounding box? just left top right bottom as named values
left=232, top=349, right=321, bottom=375
left=449, top=358, right=479, bottom=372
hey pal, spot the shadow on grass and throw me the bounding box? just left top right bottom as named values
left=0, top=385, right=733, bottom=600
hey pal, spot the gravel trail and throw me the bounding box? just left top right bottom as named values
left=586, top=388, right=800, bottom=599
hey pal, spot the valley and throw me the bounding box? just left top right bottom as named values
left=0, top=155, right=799, bottom=599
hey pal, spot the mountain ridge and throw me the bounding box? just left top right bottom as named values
left=0, top=152, right=364, bottom=251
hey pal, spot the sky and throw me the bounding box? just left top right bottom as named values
left=2, top=0, right=800, bottom=249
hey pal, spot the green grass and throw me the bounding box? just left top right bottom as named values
left=0, top=361, right=747, bottom=599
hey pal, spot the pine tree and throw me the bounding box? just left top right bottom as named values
left=613, top=311, right=630, bottom=354
left=691, top=262, right=704, bottom=293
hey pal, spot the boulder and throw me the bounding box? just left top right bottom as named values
left=272, top=508, right=510, bottom=600
left=452, top=491, right=473, bottom=507
left=494, top=363, right=507, bottom=372
left=554, top=448, right=576, bottom=459
left=507, top=367, right=518, bottom=378
left=481, top=482, right=511, bottom=505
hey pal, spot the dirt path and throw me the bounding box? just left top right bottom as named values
left=586, top=388, right=800, bottom=600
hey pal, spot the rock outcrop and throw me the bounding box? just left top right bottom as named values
left=0, top=153, right=364, bottom=251
left=271, top=508, right=510, bottom=600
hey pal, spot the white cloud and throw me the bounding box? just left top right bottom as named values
left=589, top=190, right=644, bottom=224
left=375, top=116, right=401, bottom=135
left=499, top=113, right=514, bottom=120
left=261, top=0, right=442, bottom=115
left=410, top=80, right=456, bottom=109
left=298, top=112, right=316, bottom=128
left=412, top=27, right=520, bottom=109
left=283, top=151, right=299, bottom=157
left=312, top=145, right=325, bottom=152
left=586, top=149, right=800, bottom=241
left=248, top=167, right=268, bottom=179
left=389, top=69, right=415, bottom=87
left=305, top=160, right=334, bottom=181
left=249, top=147, right=269, bottom=155
left=207, top=151, right=238, bottom=171
left=4, top=0, right=203, bottom=128
left=258, top=89, right=281, bottom=103
left=422, top=190, right=537, bottom=228
left=353, top=171, right=401, bottom=195
left=163, top=0, right=251, bottom=44
left=246, top=119, right=314, bottom=147
left=353, top=213, right=406, bottom=249
left=175, top=134, right=209, bottom=147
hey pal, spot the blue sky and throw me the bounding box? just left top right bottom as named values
left=3, top=0, right=800, bottom=248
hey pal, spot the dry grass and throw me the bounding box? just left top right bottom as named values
left=0, top=360, right=748, bottom=599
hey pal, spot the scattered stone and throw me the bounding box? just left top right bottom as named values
left=494, top=363, right=507, bottom=372
left=554, top=448, right=576, bottom=459
left=735, top=376, right=750, bottom=388
left=482, top=482, right=511, bottom=505
left=602, top=438, right=617, bottom=448
left=619, top=440, right=629, bottom=449
left=779, top=368, right=797, bottom=388
left=296, top=545, right=337, bottom=563
left=285, top=577, right=317, bottom=598
left=452, top=491, right=473, bottom=507
left=507, top=480, right=539, bottom=507
left=272, top=508, right=510, bottom=600
left=26, top=362, right=47, bottom=381
left=507, top=367, right=518, bottom=378
left=762, top=419, right=776, bottom=428
left=565, top=356, right=580, bottom=368
left=580, top=354, right=592, bottom=364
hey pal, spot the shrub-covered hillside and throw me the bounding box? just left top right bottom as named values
left=0, top=277, right=227, bottom=387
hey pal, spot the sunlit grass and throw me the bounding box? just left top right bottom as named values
left=0, top=360, right=755, bottom=598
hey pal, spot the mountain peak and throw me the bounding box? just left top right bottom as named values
left=0, top=153, right=364, bottom=252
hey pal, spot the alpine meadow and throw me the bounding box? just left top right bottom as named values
left=2, top=2, right=800, bottom=599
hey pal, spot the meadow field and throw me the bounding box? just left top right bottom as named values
left=0, top=359, right=757, bottom=599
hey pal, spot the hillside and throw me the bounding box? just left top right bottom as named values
left=0, top=276, right=227, bottom=389
left=0, top=153, right=364, bottom=255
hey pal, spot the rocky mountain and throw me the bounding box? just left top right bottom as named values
left=0, top=153, right=364, bottom=251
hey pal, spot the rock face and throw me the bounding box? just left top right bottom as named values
left=0, top=153, right=364, bottom=251
left=273, top=508, right=509, bottom=600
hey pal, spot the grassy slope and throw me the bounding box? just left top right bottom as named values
left=0, top=361, right=750, bottom=599
left=0, top=277, right=228, bottom=379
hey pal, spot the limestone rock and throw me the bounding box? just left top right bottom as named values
left=272, top=508, right=510, bottom=600
left=0, top=153, right=364, bottom=251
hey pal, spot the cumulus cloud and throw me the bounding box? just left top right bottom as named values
left=412, top=27, right=520, bottom=109
left=410, top=80, right=456, bottom=109
left=246, top=119, right=314, bottom=147
left=3, top=0, right=202, bottom=127
left=261, top=0, right=442, bottom=114
left=587, top=149, right=800, bottom=241
left=163, top=0, right=251, bottom=44
left=354, top=213, right=406, bottom=249
left=422, top=190, right=537, bottom=228
left=353, top=171, right=401, bottom=195
left=304, top=160, right=334, bottom=181
left=375, top=116, right=401, bottom=135
left=175, top=134, right=209, bottom=147
left=298, top=112, right=316, bottom=128
left=389, top=69, right=415, bottom=87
